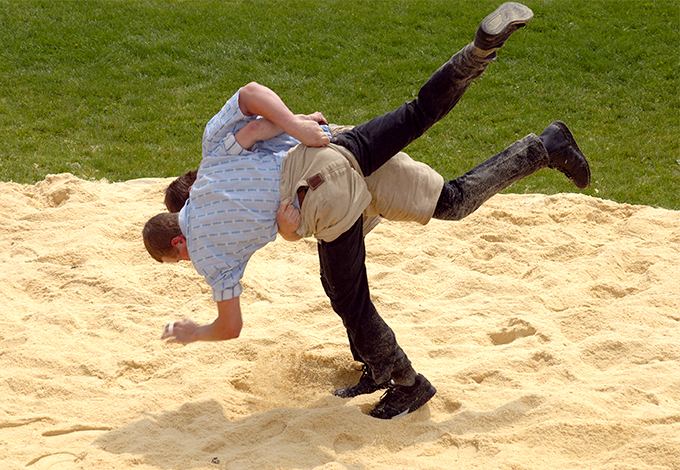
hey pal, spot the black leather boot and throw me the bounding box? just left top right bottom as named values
left=333, top=364, right=388, bottom=398
left=474, top=2, right=534, bottom=56
left=540, top=121, right=591, bottom=189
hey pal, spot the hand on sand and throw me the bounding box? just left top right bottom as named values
left=161, top=319, right=198, bottom=344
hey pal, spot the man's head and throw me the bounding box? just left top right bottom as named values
left=143, top=212, right=190, bottom=263
left=165, top=170, right=197, bottom=213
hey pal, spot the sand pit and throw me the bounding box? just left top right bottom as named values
left=1, top=173, right=678, bottom=469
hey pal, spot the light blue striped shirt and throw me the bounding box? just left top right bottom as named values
left=178, top=89, right=318, bottom=301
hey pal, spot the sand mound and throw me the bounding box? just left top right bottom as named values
left=1, top=173, right=678, bottom=470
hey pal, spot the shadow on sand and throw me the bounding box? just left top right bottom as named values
left=95, top=393, right=543, bottom=469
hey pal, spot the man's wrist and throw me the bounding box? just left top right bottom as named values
left=279, top=230, right=302, bottom=242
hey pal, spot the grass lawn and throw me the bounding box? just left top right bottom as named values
left=0, top=0, right=678, bottom=209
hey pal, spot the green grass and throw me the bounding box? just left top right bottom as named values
left=1, top=0, right=678, bottom=209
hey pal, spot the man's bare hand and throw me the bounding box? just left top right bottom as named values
left=301, top=111, right=328, bottom=125
left=292, top=118, right=330, bottom=147
left=161, top=318, right=199, bottom=344
left=277, top=196, right=302, bottom=241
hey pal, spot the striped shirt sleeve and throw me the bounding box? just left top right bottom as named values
left=202, top=89, right=255, bottom=157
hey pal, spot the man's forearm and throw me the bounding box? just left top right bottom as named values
left=239, top=82, right=296, bottom=129
left=278, top=229, right=303, bottom=242
left=238, top=82, right=329, bottom=147
left=194, top=321, right=241, bottom=341
left=235, top=118, right=284, bottom=150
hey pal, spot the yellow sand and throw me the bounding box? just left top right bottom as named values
left=1, top=173, right=678, bottom=470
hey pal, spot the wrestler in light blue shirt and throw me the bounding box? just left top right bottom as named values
left=178, top=89, right=330, bottom=301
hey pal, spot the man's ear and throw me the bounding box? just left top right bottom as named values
left=171, top=236, right=186, bottom=247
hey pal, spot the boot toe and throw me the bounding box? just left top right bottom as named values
left=556, top=149, right=591, bottom=189
left=542, top=121, right=591, bottom=189
left=553, top=121, right=591, bottom=189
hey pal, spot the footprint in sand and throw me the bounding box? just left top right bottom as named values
left=27, top=426, right=111, bottom=469
left=26, top=452, right=83, bottom=469
left=489, top=318, right=537, bottom=345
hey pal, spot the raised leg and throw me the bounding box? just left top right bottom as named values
left=333, top=2, right=534, bottom=178
left=332, top=44, right=494, bottom=177
left=433, top=134, right=548, bottom=220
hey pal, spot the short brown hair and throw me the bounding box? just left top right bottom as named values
left=165, top=170, right=198, bottom=213
left=143, top=212, right=183, bottom=262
